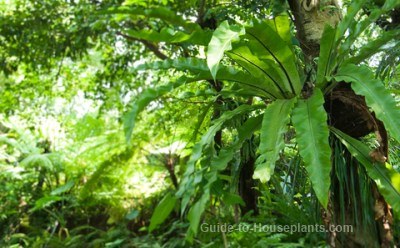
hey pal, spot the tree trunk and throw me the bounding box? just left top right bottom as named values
left=288, top=0, right=393, bottom=246
left=238, top=138, right=258, bottom=215
left=288, top=0, right=341, bottom=60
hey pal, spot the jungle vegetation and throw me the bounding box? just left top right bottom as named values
left=1, top=0, right=400, bottom=247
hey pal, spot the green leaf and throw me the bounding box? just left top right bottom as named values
left=246, top=20, right=301, bottom=95
left=198, top=104, right=260, bottom=150
left=149, top=192, right=177, bottom=232
left=136, top=57, right=209, bottom=73
left=30, top=196, right=63, bottom=212
left=123, top=27, right=211, bottom=45
left=271, top=15, right=292, bottom=45
left=237, top=115, right=264, bottom=144
left=227, top=46, right=287, bottom=98
left=189, top=102, right=213, bottom=143
left=199, top=114, right=263, bottom=176
left=215, top=67, right=278, bottom=99
left=207, top=21, right=244, bottom=80
left=254, top=98, right=296, bottom=183
left=183, top=115, right=262, bottom=237
left=331, top=127, right=400, bottom=215
left=105, top=239, right=125, bottom=247
left=272, top=0, right=287, bottom=15
left=222, top=192, right=245, bottom=206
left=183, top=121, right=253, bottom=225
left=137, top=58, right=276, bottom=99
left=187, top=193, right=208, bottom=235
left=177, top=105, right=262, bottom=211
left=51, top=180, right=75, bottom=195
left=123, top=76, right=187, bottom=142
left=80, top=149, right=134, bottom=199
left=382, top=0, right=400, bottom=10
left=178, top=104, right=261, bottom=176
left=20, top=154, right=53, bottom=170
left=125, top=210, right=139, bottom=220
left=339, top=1, right=400, bottom=59
left=346, top=29, right=400, bottom=65
left=210, top=114, right=263, bottom=172
left=316, top=25, right=337, bottom=88
left=210, top=148, right=235, bottom=171
left=336, top=0, right=366, bottom=41
left=103, top=6, right=197, bottom=32
left=335, top=64, right=400, bottom=144
left=224, top=84, right=269, bottom=98
left=292, top=89, right=332, bottom=208
left=105, top=6, right=213, bottom=46
left=125, top=28, right=190, bottom=42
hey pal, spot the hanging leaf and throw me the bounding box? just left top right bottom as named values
left=335, top=64, right=400, bottom=144
left=197, top=104, right=261, bottom=149
left=207, top=114, right=264, bottom=172
left=207, top=21, right=245, bottom=80
left=254, top=98, right=296, bottom=183
left=331, top=127, right=400, bottom=215
left=177, top=105, right=263, bottom=212
left=180, top=114, right=260, bottom=223
left=292, top=89, right=331, bottom=208
left=336, top=0, right=366, bottom=42
left=346, top=29, right=400, bottom=65
left=123, top=76, right=188, bottom=142
left=209, top=114, right=263, bottom=172
left=236, top=115, right=264, bottom=147
left=124, top=28, right=190, bottom=43
left=185, top=114, right=262, bottom=237
left=123, top=27, right=211, bottom=45
left=137, top=58, right=277, bottom=99
left=187, top=192, right=209, bottom=236
left=339, top=1, right=400, bottom=59
left=189, top=102, right=213, bottom=143
left=136, top=57, right=209, bottom=73
left=105, top=6, right=212, bottom=46
left=316, top=25, right=337, bottom=88
left=177, top=104, right=261, bottom=178
left=103, top=6, right=197, bottom=32
left=149, top=192, right=177, bottom=232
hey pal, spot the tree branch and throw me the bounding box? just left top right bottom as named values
left=116, top=31, right=168, bottom=60
left=197, top=0, right=206, bottom=25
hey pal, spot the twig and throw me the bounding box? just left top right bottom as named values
left=116, top=31, right=168, bottom=60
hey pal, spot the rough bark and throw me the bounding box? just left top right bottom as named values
left=288, top=0, right=341, bottom=59
left=238, top=138, right=259, bottom=215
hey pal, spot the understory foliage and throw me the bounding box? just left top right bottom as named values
left=1, top=0, right=400, bottom=247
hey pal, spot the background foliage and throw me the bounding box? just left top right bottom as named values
left=1, top=0, right=400, bottom=247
